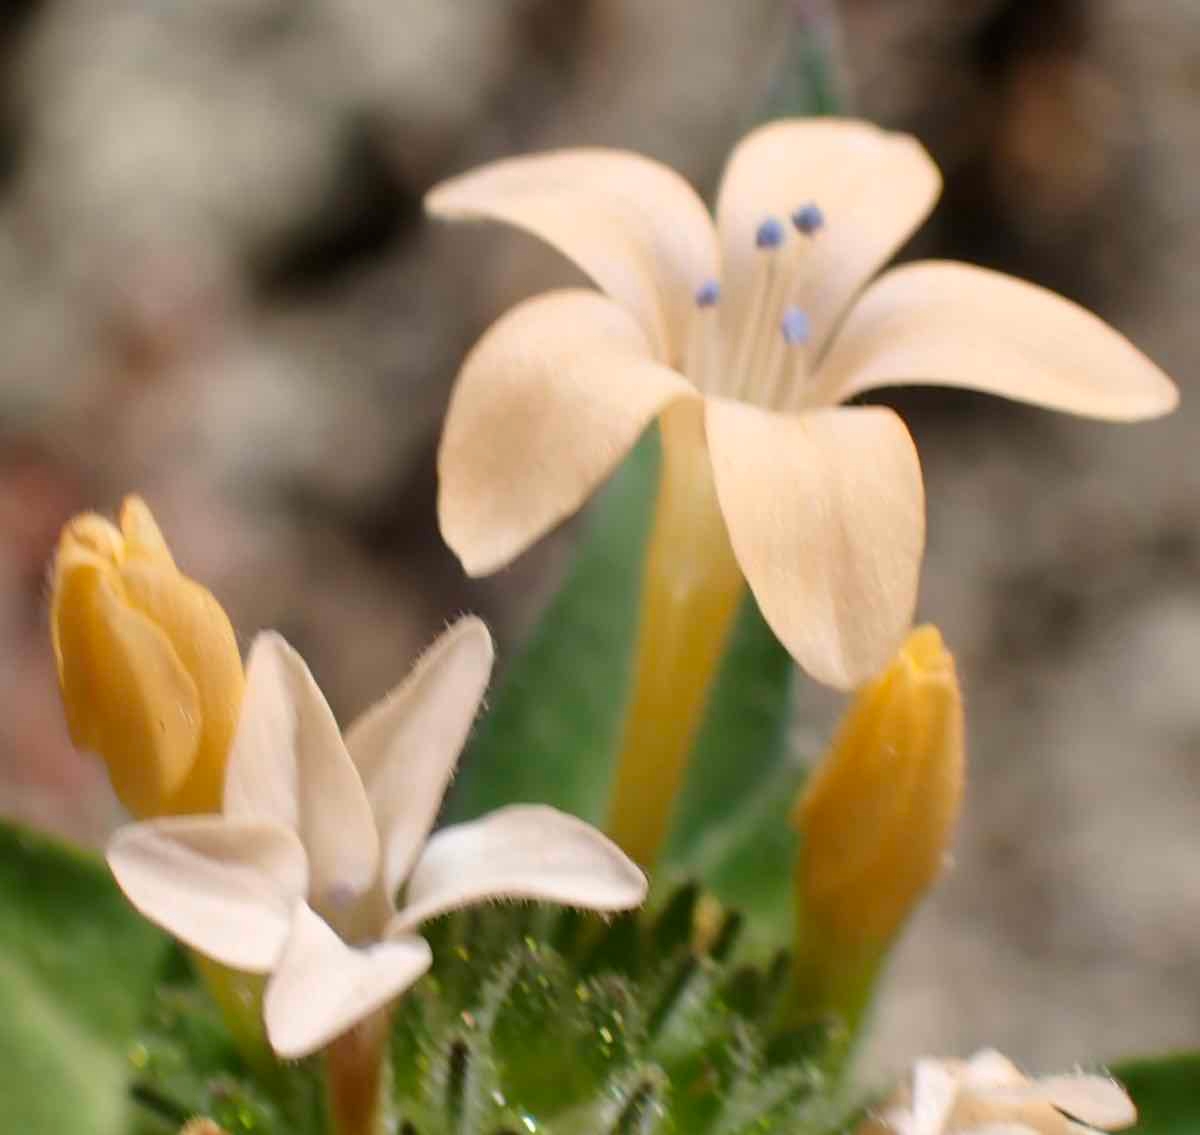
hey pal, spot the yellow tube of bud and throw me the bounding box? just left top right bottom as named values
left=789, top=625, right=964, bottom=1032
left=605, top=401, right=745, bottom=867
left=50, top=496, right=245, bottom=818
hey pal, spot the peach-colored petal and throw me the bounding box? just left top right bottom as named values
left=107, top=817, right=307, bottom=972
left=715, top=119, right=941, bottom=356
left=705, top=400, right=924, bottom=689
left=1032, top=1078, right=1136, bottom=1130
left=427, top=149, right=719, bottom=362
left=438, top=289, right=697, bottom=576
left=264, top=902, right=431, bottom=1060
left=224, top=633, right=380, bottom=914
left=344, top=616, right=495, bottom=898
left=814, top=261, right=1178, bottom=420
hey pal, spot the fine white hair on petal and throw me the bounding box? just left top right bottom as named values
left=1034, top=1077, right=1137, bottom=1130
left=344, top=615, right=496, bottom=899
left=389, top=804, right=647, bottom=933
left=223, top=631, right=381, bottom=917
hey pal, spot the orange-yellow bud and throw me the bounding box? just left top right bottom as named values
left=50, top=497, right=244, bottom=817
left=791, top=625, right=964, bottom=1024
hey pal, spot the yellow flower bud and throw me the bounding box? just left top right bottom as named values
left=50, top=496, right=244, bottom=818
left=790, top=625, right=964, bottom=1026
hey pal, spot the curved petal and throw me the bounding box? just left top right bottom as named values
left=814, top=262, right=1179, bottom=420
left=264, top=902, right=431, bottom=1060
left=344, top=616, right=495, bottom=899
left=1032, top=1079, right=1136, bottom=1131
left=224, top=633, right=380, bottom=913
left=715, top=119, right=941, bottom=355
left=907, top=1060, right=961, bottom=1135
left=705, top=400, right=924, bottom=689
left=438, top=289, right=698, bottom=576
left=107, top=817, right=307, bottom=971
left=52, top=552, right=201, bottom=818
left=965, top=1051, right=1027, bottom=1088
left=118, top=560, right=245, bottom=815
left=427, top=149, right=719, bottom=362
left=390, top=805, right=647, bottom=933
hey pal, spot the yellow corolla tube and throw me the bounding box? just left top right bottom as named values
left=50, top=496, right=244, bottom=818
left=790, top=625, right=964, bottom=1032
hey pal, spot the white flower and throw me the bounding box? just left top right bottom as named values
left=108, top=617, right=647, bottom=1059
left=866, top=1050, right=1137, bottom=1135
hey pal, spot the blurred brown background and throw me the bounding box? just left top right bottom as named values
left=1, top=0, right=1197, bottom=1078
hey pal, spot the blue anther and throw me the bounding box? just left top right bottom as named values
left=792, top=202, right=824, bottom=235
left=755, top=217, right=786, bottom=249
left=781, top=306, right=811, bottom=345
left=694, top=278, right=721, bottom=307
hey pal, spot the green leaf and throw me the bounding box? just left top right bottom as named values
left=446, top=431, right=661, bottom=826
left=661, top=596, right=801, bottom=955
left=1114, top=1053, right=1200, bottom=1135
left=0, top=821, right=170, bottom=1135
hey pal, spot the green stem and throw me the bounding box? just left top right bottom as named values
left=325, top=1009, right=392, bottom=1135
left=605, top=402, right=745, bottom=868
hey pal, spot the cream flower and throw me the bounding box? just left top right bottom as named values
left=429, top=119, right=1177, bottom=688
left=864, top=1049, right=1137, bottom=1135
left=107, top=617, right=647, bottom=1059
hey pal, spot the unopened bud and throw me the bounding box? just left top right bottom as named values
left=791, top=625, right=964, bottom=1025
left=50, top=497, right=244, bottom=817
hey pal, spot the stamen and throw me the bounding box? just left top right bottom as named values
left=729, top=219, right=789, bottom=397
left=686, top=279, right=722, bottom=390
left=694, top=278, right=721, bottom=308
left=755, top=217, right=786, bottom=249
left=781, top=306, right=811, bottom=345
left=791, top=202, right=824, bottom=235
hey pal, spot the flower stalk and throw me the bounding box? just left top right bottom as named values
left=605, top=402, right=744, bottom=867
left=324, top=1011, right=392, bottom=1135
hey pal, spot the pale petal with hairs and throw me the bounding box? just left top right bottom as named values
left=815, top=262, right=1178, bottom=419
left=108, top=619, right=646, bottom=1058
left=264, top=902, right=431, bottom=1060
left=427, top=148, right=719, bottom=360
left=865, top=1051, right=1137, bottom=1135
left=344, top=615, right=495, bottom=897
left=705, top=400, right=924, bottom=688
left=223, top=633, right=380, bottom=910
left=391, top=805, right=648, bottom=932
left=1027, top=1079, right=1137, bottom=1130
left=438, top=289, right=696, bottom=576
left=108, top=817, right=306, bottom=971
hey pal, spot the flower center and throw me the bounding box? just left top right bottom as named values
left=683, top=203, right=824, bottom=412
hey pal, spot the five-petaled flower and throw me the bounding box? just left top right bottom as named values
left=107, top=617, right=647, bottom=1059
left=429, top=118, right=1177, bottom=688
left=861, top=1049, right=1137, bottom=1135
